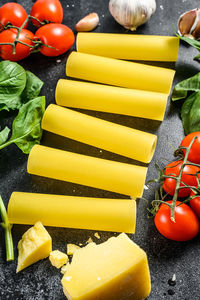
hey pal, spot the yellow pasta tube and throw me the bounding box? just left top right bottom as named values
left=8, top=192, right=136, bottom=233
left=56, top=79, right=168, bottom=121
left=66, top=52, right=175, bottom=94
left=42, top=104, right=157, bottom=163
left=27, top=145, right=147, bottom=197
left=77, top=33, right=179, bottom=62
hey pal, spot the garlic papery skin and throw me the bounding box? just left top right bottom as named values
left=109, top=0, right=156, bottom=31
left=178, top=8, right=200, bottom=40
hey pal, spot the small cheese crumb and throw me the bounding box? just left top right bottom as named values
left=86, top=237, right=93, bottom=244
left=67, top=244, right=80, bottom=256
left=49, top=250, right=68, bottom=269
left=61, top=263, right=71, bottom=275
left=94, top=232, right=101, bottom=239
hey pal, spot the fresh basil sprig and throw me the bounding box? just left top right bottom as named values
left=0, top=61, right=44, bottom=111
left=0, top=96, right=45, bottom=154
left=172, top=72, right=200, bottom=101
left=181, top=91, right=200, bottom=134
left=172, top=73, right=200, bottom=134
left=0, top=61, right=26, bottom=111
left=0, top=60, right=45, bottom=154
left=0, top=195, right=14, bottom=261
left=20, top=71, right=44, bottom=103
left=176, top=33, right=200, bottom=60
left=0, top=127, right=10, bottom=146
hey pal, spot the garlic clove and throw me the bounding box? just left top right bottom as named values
left=192, top=19, right=200, bottom=39
left=178, top=8, right=200, bottom=40
left=75, top=13, right=99, bottom=32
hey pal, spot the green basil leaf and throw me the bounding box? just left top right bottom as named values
left=0, top=96, right=23, bottom=112
left=0, top=96, right=46, bottom=153
left=21, top=71, right=44, bottom=103
left=177, top=34, right=200, bottom=51
left=11, top=96, right=45, bottom=153
left=172, top=72, right=200, bottom=101
left=181, top=91, right=200, bottom=134
left=194, top=53, right=200, bottom=60
left=0, top=127, right=10, bottom=145
left=0, top=61, right=26, bottom=111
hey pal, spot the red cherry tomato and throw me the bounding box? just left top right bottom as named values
left=0, top=3, right=28, bottom=31
left=30, top=0, right=63, bottom=27
left=190, top=191, right=200, bottom=218
left=180, top=132, right=200, bottom=164
left=163, top=160, right=200, bottom=197
left=35, top=23, right=74, bottom=56
left=154, top=200, right=199, bottom=241
left=0, top=29, right=34, bottom=61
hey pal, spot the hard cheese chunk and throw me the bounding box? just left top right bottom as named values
left=67, top=244, right=80, bottom=256
left=17, top=221, right=52, bottom=272
left=49, top=250, right=68, bottom=269
left=62, top=233, right=151, bottom=300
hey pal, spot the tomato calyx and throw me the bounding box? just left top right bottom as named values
left=174, top=146, right=185, bottom=160
left=147, top=135, right=200, bottom=222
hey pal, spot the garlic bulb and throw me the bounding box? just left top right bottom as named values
left=178, top=8, right=200, bottom=40
left=109, top=0, right=156, bottom=31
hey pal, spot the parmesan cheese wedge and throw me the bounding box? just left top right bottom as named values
left=17, top=222, right=52, bottom=272
left=62, top=233, right=151, bottom=300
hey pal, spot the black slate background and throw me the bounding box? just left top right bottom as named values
left=0, top=0, right=200, bottom=299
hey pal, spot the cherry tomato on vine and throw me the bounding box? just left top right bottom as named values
left=35, top=23, right=74, bottom=57
left=180, top=132, right=200, bottom=164
left=154, top=200, right=199, bottom=241
left=30, top=0, right=63, bottom=27
left=190, top=191, right=200, bottom=218
left=162, top=160, right=200, bottom=197
left=0, top=3, right=28, bottom=32
left=0, top=29, right=34, bottom=61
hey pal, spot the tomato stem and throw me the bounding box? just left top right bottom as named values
left=16, top=40, right=34, bottom=48
left=152, top=200, right=172, bottom=207
left=170, top=136, right=197, bottom=221
left=147, top=136, right=199, bottom=221
left=11, top=15, right=30, bottom=54
left=29, top=15, right=47, bottom=26
left=0, top=15, right=58, bottom=55
left=0, top=42, right=14, bottom=46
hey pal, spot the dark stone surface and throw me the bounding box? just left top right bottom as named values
left=0, top=0, right=199, bottom=299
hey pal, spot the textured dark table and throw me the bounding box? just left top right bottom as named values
left=0, top=0, right=200, bottom=299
